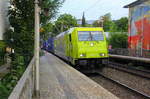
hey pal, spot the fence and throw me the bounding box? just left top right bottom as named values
left=109, top=48, right=150, bottom=58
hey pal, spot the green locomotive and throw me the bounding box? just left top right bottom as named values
left=54, top=27, right=108, bottom=68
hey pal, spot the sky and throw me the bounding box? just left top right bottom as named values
left=59, top=0, right=137, bottom=20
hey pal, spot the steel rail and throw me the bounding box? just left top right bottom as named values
left=107, top=62, right=150, bottom=79
left=96, top=72, right=150, bottom=99
left=109, top=61, right=150, bottom=73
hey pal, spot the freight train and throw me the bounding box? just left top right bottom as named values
left=43, top=27, right=108, bottom=68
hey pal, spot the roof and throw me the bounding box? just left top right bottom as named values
left=55, top=27, right=103, bottom=39
left=124, top=0, right=148, bottom=8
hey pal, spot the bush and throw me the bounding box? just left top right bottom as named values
left=108, top=32, right=128, bottom=48
left=0, top=54, right=26, bottom=98
left=0, top=82, right=10, bottom=99
left=0, top=41, right=6, bottom=65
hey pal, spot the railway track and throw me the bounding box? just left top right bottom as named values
left=107, top=61, right=150, bottom=79
left=89, top=61, right=150, bottom=99
left=52, top=54, right=150, bottom=98
left=95, top=72, right=150, bottom=99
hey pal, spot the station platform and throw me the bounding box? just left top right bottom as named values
left=39, top=52, right=118, bottom=99
left=109, top=54, right=150, bottom=63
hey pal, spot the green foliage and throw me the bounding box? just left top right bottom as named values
left=102, top=13, right=113, bottom=31
left=103, top=13, right=111, bottom=21
left=3, top=29, right=14, bottom=47
left=40, top=0, right=64, bottom=40
left=5, top=0, right=35, bottom=56
left=40, top=0, right=64, bottom=25
left=92, top=13, right=128, bottom=33
left=0, top=41, right=6, bottom=65
left=114, top=17, right=128, bottom=32
left=53, top=14, right=78, bottom=36
left=0, top=41, right=6, bottom=48
left=109, top=22, right=118, bottom=32
left=81, top=12, right=86, bottom=27
left=0, top=82, right=10, bottom=99
left=2, top=0, right=64, bottom=98
left=92, top=20, right=99, bottom=27
left=92, top=13, right=113, bottom=31
left=103, top=20, right=113, bottom=32
left=109, top=32, right=128, bottom=48
left=0, top=54, right=25, bottom=99
left=40, top=23, right=54, bottom=40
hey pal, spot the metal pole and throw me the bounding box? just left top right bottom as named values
left=34, top=0, right=40, bottom=97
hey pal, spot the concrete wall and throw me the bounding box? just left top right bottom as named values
left=0, top=0, right=9, bottom=40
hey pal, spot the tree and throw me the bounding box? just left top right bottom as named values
left=102, top=13, right=114, bottom=31
left=5, top=0, right=64, bottom=55
left=0, top=41, right=6, bottom=65
left=40, top=23, right=54, bottom=40
left=109, top=22, right=117, bottom=32
left=103, top=13, right=111, bottom=21
left=6, top=0, right=35, bottom=58
left=81, top=12, right=86, bottom=27
left=109, top=32, right=128, bottom=48
left=1, top=0, right=64, bottom=97
left=39, top=0, right=64, bottom=41
left=40, top=0, right=64, bottom=25
left=92, top=20, right=99, bottom=27
left=93, top=13, right=113, bottom=31
left=115, top=17, right=128, bottom=32
left=53, top=14, right=78, bottom=36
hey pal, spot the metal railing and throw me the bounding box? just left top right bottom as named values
left=109, top=48, right=129, bottom=56
left=8, top=58, right=35, bottom=99
left=109, top=48, right=150, bottom=58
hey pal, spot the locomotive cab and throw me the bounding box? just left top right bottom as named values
left=54, top=27, right=108, bottom=69
left=77, top=31, right=108, bottom=59
left=69, top=28, right=108, bottom=68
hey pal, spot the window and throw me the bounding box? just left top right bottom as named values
left=78, top=31, right=104, bottom=41
left=78, top=31, right=91, bottom=41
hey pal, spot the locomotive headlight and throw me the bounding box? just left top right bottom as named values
left=80, top=54, right=83, bottom=57
left=100, top=53, right=105, bottom=56
left=80, top=53, right=86, bottom=57
left=90, top=43, right=94, bottom=46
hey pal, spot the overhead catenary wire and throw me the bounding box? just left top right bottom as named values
left=84, top=0, right=102, bottom=12
left=82, top=0, right=130, bottom=20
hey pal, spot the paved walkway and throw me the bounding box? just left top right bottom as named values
left=39, top=52, right=119, bottom=99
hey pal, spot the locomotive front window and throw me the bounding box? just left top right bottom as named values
left=78, top=31, right=104, bottom=41
left=78, top=31, right=91, bottom=41
left=91, top=31, right=104, bottom=41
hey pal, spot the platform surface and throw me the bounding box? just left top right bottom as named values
left=39, top=52, right=119, bottom=99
